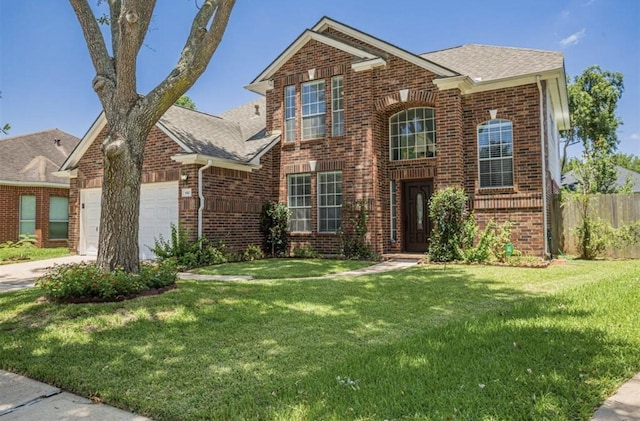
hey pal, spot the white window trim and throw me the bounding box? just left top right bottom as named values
left=389, top=107, right=436, bottom=161
left=284, top=85, right=296, bottom=142
left=301, top=79, right=326, bottom=140
left=331, top=76, right=344, bottom=137
left=477, top=119, right=514, bottom=189
left=288, top=173, right=312, bottom=232
left=317, top=171, right=342, bottom=233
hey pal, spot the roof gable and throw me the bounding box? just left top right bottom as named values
left=246, top=16, right=457, bottom=95
left=0, top=129, right=80, bottom=186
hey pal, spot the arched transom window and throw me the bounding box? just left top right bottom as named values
left=389, top=107, right=436, bottom=161
left=478, top=119, right=514, bottom=188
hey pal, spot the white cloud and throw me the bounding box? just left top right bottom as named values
left=630, top=133, right=640, bottom=140
left=560, top=28, right=587, bottom=47
left=561, top=9, right=570, bottom=18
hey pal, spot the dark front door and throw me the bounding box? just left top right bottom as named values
left=403, top=180, right=433, bottom=252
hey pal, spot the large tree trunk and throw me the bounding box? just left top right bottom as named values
left=70, top=0, right=235, bottom=273
left=97, top=115, right=149, bottom=272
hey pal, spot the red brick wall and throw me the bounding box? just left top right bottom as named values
left=462, top=84, right=545, bottom=256
left=264, top=28, right=548, bottom=256
left=0, top=184, right=70, bottom=247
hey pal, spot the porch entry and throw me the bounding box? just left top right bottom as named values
left=403, top=179, right=433, bottom=252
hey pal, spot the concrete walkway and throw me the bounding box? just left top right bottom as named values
left=1, top=255, right=639, bottom=420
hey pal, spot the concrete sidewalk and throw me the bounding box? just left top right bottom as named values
left=1, top=255, right=639, bottom=420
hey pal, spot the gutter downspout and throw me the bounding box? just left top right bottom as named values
left=536, top=76, right=549, bottom=259
left=198, top=160, right=214, bottom=240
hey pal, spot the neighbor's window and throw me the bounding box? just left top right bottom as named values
left=19, top=195, right=36, bottom=237
left=331, top=76, right=344, bottom=136
left=390, top=107, right=436, bottom=160
left=301, top=80, right=326, bottom=140
left=284, top=85, right=296, bottom=142
left=478, top=119, right=514, bottom=188
left=49, top=196, right=69, bottom=240
left=288, top=173, right=311, bottom=232
left=318, top=171, right=342, bottom=232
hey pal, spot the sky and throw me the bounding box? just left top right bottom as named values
left=1, top=0, right=638, bottom=158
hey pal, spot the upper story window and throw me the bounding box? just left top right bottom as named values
left=284, top=85, right=296, bottom=142
left=390, top=108, right=436, bottom=161
left=478, top=119, right=514, bottom=188
left=331, top=76, right=344, bottom=137
left=301, top=80, right=326, bottom=140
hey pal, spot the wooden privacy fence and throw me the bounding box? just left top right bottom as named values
left=552, top=193, right=640, bottom=259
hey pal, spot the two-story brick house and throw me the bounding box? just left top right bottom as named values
left=61, top=17, right=568, bottom=259
left=246, top=17, right=568, bottom=257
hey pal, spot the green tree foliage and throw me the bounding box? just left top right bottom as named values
left=175, top=95, right=197, bottom=110
left=340, top=200, right=373, bottom=260
left=613, top=153, right=640, bottom=173
left=560, top=66, right=625, bottom=193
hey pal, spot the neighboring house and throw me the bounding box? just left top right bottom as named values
left=60, top=16, right=569, bottom=259
left=0, top=129, right=80, bottom=247
left=562, top=165, right=640, bottom=193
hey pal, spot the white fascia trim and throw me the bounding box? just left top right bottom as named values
left=351, top=57, right=386, bottom=72
left=0, top=180, right=70, bottom=189
left=244, top=80, right=274, bottom=96
left=171, top=154, right=259, bottom=172
left=248, top=136, right=281, bottom=166
left=59, top=112, right=107, bottom=171
left=155, top=121, right=196, bottom=153
left=312, top=17, right=457, bottom=77
left=52, top=169, right=78, bottom=179
left=246, top=30, right=378, bottom=95
left=434, top=69, right=567, bottom=97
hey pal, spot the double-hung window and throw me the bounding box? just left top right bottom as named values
left=49, top=196, right=69, bottom=240
left=288, top=174, right=311, bottom=232
left=318, top=171, right=342, bottom=232
left=284, top=85, right=296, bottom=142
left=19, top=195, right=36, bottom=237
left=331, top=76, right=344, bottom=136
left=301, top=80, right=325, bottom=140
left=478, top=119, right=514, bottom=188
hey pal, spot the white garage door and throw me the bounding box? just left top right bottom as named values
left=80, top=181, right=179, bottom=260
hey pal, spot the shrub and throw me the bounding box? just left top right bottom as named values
left=464, top=220, right=514, bottom=263
left=260, top=202, right=290, bottom=257
left=152, top=225, right=231, bottom=269
left=242, top=244, right=265, bottom=261
left=340, top=200, right=373, bottom=260
left=36, top=260, right=177, bottom=301
left=428, top=187, right=472, bottom=262
left=292, top=244, right=320, bottom=258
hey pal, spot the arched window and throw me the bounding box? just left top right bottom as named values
left=389, top=108, right=436, bottom=161
left=478, top=119, right=513, bottom=188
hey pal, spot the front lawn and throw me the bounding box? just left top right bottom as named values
left=1, top=260, right=639, bottom=420
left=192, top=258, right=373, bottom=279
left=0, top=247, right=69, bottom=265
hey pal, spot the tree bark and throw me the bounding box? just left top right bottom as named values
left=69, top=0, right=235, bottom=272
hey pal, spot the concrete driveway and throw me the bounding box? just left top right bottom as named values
left=0, top=255, right=95, bottom=293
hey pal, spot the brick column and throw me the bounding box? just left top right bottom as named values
left=436, top=89, right=464, bottom=188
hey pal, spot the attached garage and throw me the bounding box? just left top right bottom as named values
left=79, top=181, right=178, bottom=260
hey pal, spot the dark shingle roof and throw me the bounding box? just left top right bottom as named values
left=158, top=97, right=278, bottom=163
left=0, top=129, right=80, bottom=185
left=562, top=166, right=640, bottom=193
left=421, top=44, right=564, bottom=82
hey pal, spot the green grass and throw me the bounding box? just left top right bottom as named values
left=0, top=247, right=69, bottom=265
left=192, top=258, right=373, bottom=279
left=1, top=260, right=639, bottom=420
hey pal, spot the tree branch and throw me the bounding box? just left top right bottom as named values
left=109, top=0, right=121, bottom=60
left=141, top=0, right=235, bottom=123
left=69, top=0, right=115, bottom=103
